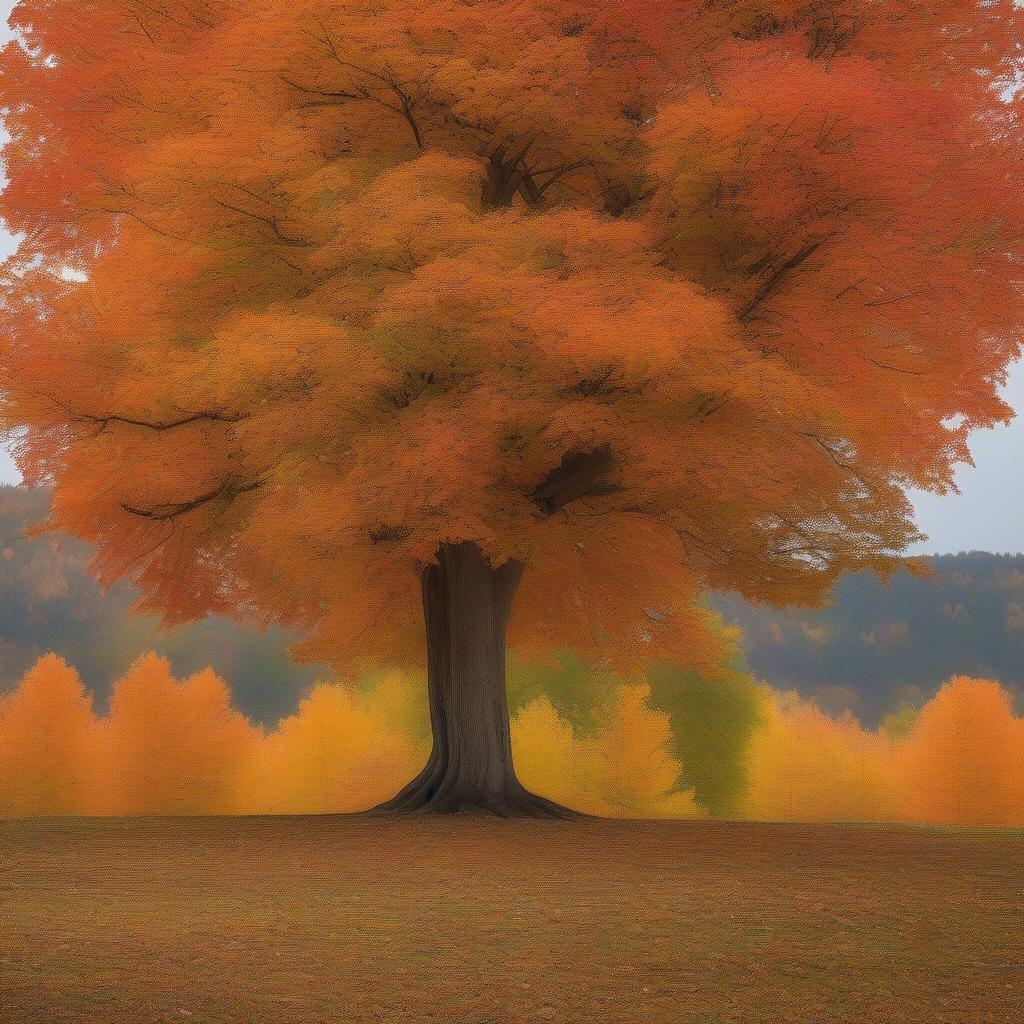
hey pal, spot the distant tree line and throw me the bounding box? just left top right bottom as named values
left=711, top=554, right=1024, bottom=724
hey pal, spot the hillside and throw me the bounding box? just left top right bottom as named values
left=711, top=554, right=1024, bottom=723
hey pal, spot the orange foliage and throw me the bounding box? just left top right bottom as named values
left=96, top=654, right=260, bottom=816
left=234, top=679, right=700, bottom=817
left=511, top=698, right=609, bottom=815
left=900, top=677, right=1024, bottom=827
left=744, top=689, right=900, bottom=823
left=0, top=1, right=1021, bottom=680
left=234, top=677, right=425, bottom=814
left=0, top=655, right=701, bottom=818
left=746, top=680, right=1024, bottom=826
left=590, top=686, right=700, bottom=819
left=0, top=654, right=99, bottom=816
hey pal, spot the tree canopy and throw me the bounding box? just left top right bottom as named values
left=1, top=0, right=1021, bottom=673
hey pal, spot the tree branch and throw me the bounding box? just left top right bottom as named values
left=50, top=397, right=245, bottom=434
left=83, top=410, right=243, bottom=431
left=121, top=477, right=259, bottom=522
left=529, top=445, right=620, bottom=515
left=800, top=431, right=876, bottom=493
left=210, top=199, right=307, bottom=247
left=482, top=137, right=542, bottom=208
left=284, top=20, right=425, bottom=149
left=738, top=240, right=821, bottom=321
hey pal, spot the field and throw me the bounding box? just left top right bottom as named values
left=0, top=817, right=1021, bottom=1024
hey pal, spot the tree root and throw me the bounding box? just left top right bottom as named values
left=365, top=760, right=585, bottom=819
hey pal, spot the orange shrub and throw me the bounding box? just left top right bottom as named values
left=744, top=689, right=900, bottom=823
left=3, top=652, right=1023, bottom=826
left=0, top=654, right=99, bottom=816
left=235, top=676, right=424, bottom=814
left=900, top=676, right=1024, bottom=826
left=512, top=685, right=699, bottom=818
left=97, top=654, right=259, bottom=815
left=512, top=697, right=609, bottom=815
left=592, top=686, right=700, bottom=819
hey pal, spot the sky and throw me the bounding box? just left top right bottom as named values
left=0, top=3, right=1020, bottom=556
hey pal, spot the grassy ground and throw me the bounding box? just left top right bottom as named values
left=0, top=817, right=1021, bottom=1024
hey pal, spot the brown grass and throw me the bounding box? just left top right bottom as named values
left=0, top=817, right=1021, bottom=1023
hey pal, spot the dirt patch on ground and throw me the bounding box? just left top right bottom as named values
left=0, top=816, right=1021, bottom=1023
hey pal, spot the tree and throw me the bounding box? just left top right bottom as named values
left=0, top=653, right=99, bottom=816
left=900, top=676, right=1024, bottom=826
left=1, top=1, right=1021, bottom=815
left=98, top=653, right=259, bottom=815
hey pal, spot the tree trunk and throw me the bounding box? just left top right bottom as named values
left=372, top=541, right=578, bottom=817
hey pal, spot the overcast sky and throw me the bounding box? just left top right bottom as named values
left=0, top=3, right=1020, bottom=555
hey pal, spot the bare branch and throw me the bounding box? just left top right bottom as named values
left=482, top=136, right=545, bottom=208
left=534, top=160, right=592, bottom=195
left=738, top=240, right=822, bottom=322
left=97, top=206, right=192, bottom=244
left=121, top=477, right=260, bottom=522
left=280, top=76, right=360, bottom=103
left=210, top=199, right=307, bottom=247
left=49, top=397, right=245, bottom=434
left=283, top=21, right=425, bottom=149
left=83, top=410, right=242, bottom=431
left=859, top=354, right=934, bottom=376
left=800, top=432, right=876, bottom=493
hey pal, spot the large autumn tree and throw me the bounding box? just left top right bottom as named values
left=1, top=1, right=1021, bottom=815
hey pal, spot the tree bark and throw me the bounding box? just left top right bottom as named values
left=372, top=541, right=578, bottom=817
